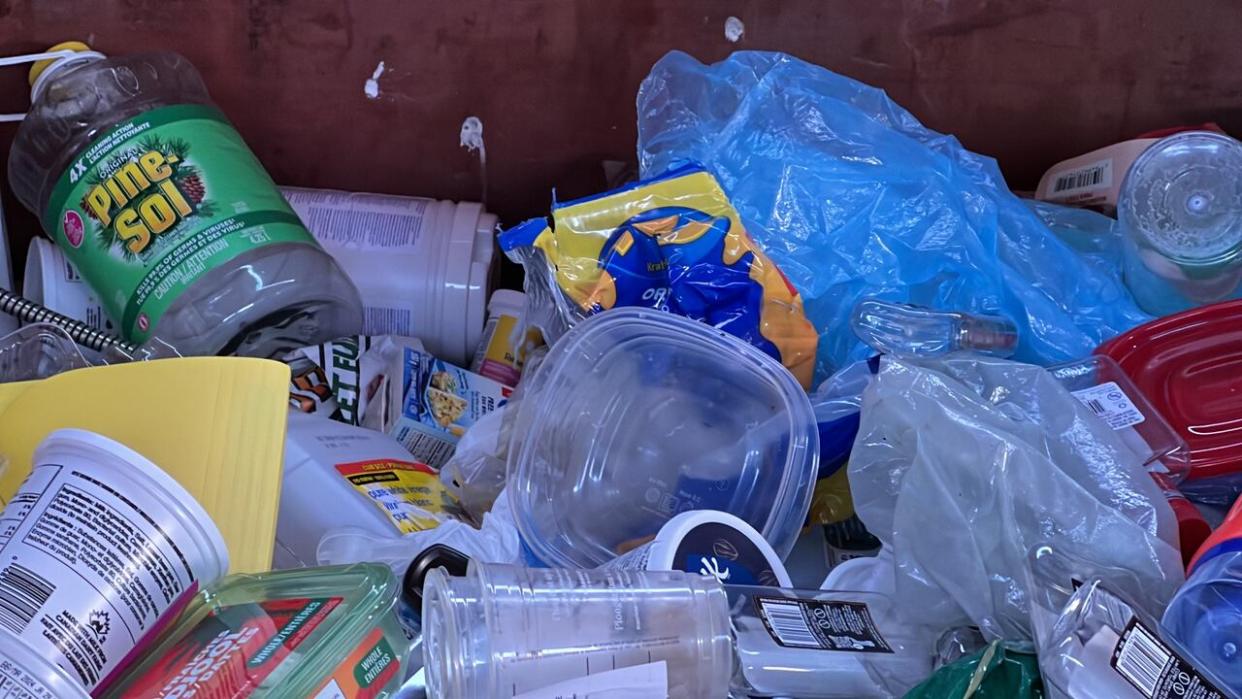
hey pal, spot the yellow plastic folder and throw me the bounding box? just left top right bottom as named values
left=0, top=357, right=289, bottom=573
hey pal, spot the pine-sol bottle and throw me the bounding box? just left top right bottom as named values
left=8, top=42, right=362, bottom=357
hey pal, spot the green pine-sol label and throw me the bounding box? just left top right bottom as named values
left=44, top=104, right=318, bottom=344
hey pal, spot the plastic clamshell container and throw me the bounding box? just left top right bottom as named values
left=507, top=307, right=819, bottom=568
left=1047, top=354, right=1190, bottom=479
left=104, top=563, right=409, bottom=698
left=1096, top=299, right=1242, bottom=483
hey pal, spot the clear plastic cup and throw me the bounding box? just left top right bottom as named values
left=507, top=308, right=819, bottom=568
left=421, top=562, right=733, bottom=699
left=1119, top=131, right=1242, bottom=315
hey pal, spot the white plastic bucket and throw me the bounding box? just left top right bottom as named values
left=0, top=429, right=229, bottom=692
left=23, top=237, right=111, bottom=334
left=280, top=187, right=496, bottom=365
left=0, top=626, right=90, bottom=699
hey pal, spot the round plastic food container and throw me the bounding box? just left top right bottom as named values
left=507, top=308, right=819, bottom=568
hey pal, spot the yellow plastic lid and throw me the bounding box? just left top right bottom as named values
left=28, top=40, right=91, bottom=86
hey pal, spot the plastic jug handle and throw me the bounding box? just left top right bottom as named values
left=0, top=50, right=80, bottom=122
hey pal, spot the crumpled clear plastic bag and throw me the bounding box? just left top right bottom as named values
left=316, top=486, right=523, bottom=575
left=637, top=51, right=1151, bottom=382
left=848, top=355, right=1184, bottom=642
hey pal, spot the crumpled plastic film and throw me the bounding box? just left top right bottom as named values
left=317, top=486, right=524, bottom=575
left=637, top=51, right=1151, bottom=382
left=500, top=165, right=819, bottom=388
left=848, top=355, right=1184, bottom=641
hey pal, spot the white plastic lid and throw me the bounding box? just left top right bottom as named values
left=0, top=627, right=90, bottom=698
left=508, top=308, right=819, bottom=569
left=645, top=509, right=793, bottom=587
left=35, top=429, right=230, bottom=581
left=487, top=289, right=525, bottom=318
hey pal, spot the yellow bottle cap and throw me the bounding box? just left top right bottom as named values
left=28, top=41, right=92, bottom=86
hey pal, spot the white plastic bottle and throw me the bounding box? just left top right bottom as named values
left=7, top=43, right=362, bottom=357
left=469, top=289, right=540, bottom=386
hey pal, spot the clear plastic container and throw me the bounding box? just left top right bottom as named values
left=105, top=563, right=410, bottom=698
left=850, top=299, right=1018, bottom=358
left=1163, top=551, right=1242, bottom=692
left=1119, top=131, right=1242, bottom=316
left=507, top=307, right=819, bottom=568
left=1048, top=354, right=1191, bottom=479
left=421, top=562, right=733, bottom=699
left=7, top=44, right=362, bottom=358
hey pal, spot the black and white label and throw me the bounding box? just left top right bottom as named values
left=1072, top=381, right=1146, bottom=430
left=0, top=562, right=55, bottom=635
left=1111, top=618, right=1226, bottom=699
left=757, top=596, right=893, bottom=653
left=1052, top=159, right=1113, bottom=194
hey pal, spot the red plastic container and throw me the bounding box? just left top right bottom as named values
left=1097, top=299, right=1242, bottom=484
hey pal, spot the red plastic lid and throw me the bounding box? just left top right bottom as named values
left=1097, top=300, right=1242, bottom=482
left=1153, top=473, right=1212, bottom=569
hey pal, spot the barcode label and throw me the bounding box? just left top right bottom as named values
left=759, top=600, right=820, bottom=648
left=1052, top=159, right=1113, bottom=194
left=1115, top=622, right=1168, bottom=696
left=0, top=563, right=54, bottom=635
left=1072, top=381, right=1146, bottom=430
left=1110, top=618, right=1227, bottom=699
left=756, top=596, right=893, bottom=653
left=363, top=307, right=413, bottom=336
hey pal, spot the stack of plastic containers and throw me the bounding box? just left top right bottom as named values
left=505, top=308, right=820, bottom=568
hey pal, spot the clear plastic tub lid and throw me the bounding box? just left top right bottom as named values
left=1047, top=354, right=1190, bottom=480
left=507, top=307, right=819, bottom=568
left=104, top=563, right=409, bottom=698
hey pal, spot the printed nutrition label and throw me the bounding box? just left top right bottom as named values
left=0, top=464, right=199, bottom=689
left=282, top=189, right=429, bottom=250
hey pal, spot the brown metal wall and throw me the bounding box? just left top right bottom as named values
left=2, top=0, right=1242, bottom=264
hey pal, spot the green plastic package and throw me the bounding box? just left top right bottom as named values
left=905, top=641, right=1044, bottom=699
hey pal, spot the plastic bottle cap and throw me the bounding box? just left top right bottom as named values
left=403, top=544, right=471, bottom=611
left=488, top=289, right=525, bottom=316
left=27, top=41, right=106, bottom=104
left=28, top=41, right=91, bottom=84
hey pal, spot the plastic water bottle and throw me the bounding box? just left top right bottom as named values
left=6, top=42, right=362, bottom=357
left=1162, top=492, right=1242, bottom=692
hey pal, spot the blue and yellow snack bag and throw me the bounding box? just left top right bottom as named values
left=501, top=165, right=818, bottom=388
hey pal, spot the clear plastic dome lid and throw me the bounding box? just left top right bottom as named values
left=507, top=308, right=819, bottom=569
left=1120, top=131, right=1242, bottom=270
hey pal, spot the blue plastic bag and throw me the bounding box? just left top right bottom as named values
left=637, top=51, right=1151, bottom=382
